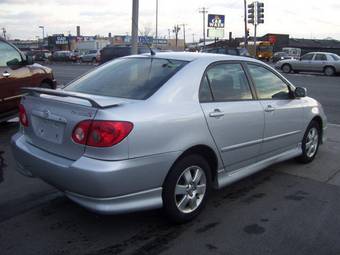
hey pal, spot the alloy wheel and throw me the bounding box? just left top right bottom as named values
left=174, top=166, right=207, bottom=214
left=305, top=127, right=319, bottom=158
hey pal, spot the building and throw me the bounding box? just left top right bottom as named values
left=75, top=36, right=110, bottom=52
left=261, top=33, right=340, bottom=55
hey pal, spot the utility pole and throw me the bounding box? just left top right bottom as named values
left=199, top=7, right=208, bottom=50
left=180, top=24, right=187, bottom=48
left=131, top=0, right=139, bottom=55
left=168, top=29, right=171, bottom=40
left=244, top=0, right=248, bottom=46
left=192, top=33, right=195, bottom=43
left=155, top=0, right=158, bottom=47
left=1, top=28, right=6, bottom=40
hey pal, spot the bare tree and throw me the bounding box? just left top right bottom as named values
left=140, top=23, right=155, bottom=37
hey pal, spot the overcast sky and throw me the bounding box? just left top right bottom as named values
left=1, top=0, right=340, bottom=41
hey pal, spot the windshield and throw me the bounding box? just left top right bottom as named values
left=258, top=45, right=273, bottom=52
left=64, top=57, right=188, bottom=100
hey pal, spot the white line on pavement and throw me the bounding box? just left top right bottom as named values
left=329, top=123, right=340, bottom=128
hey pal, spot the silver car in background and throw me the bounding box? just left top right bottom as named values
left=79, top=50, right=100, bottom=63
left=275, top=52, right=340, bottom=76
left=12, top=52, right=327, bottom=222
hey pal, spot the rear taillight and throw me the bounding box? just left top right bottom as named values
left=72, top=120, right=92, bottom=145
left=72, top=120, right=133, bottom=147
left=19, top=104, right=29, bottom=127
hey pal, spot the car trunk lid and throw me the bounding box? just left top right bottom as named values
left=21, top=88, right=123, bottom=160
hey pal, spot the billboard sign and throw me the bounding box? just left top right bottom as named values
left=54, top=34, right=68, bottom=45
left=113, top=35, right=154, bottom=45
left=208, top=14, right=225, bottom=29
left=207, top=29, right=225, bottom=38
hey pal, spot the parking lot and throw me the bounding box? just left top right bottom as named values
left=1, top=63, right=340, bottom=255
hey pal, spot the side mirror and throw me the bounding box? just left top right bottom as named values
left=26, top=55, right=34, bottom=65
left=295, top=87, right=307, bottom=98
left=6, top=58, right=21, bottom=68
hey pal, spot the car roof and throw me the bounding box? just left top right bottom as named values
left=306, top=52, right=334, bottom=55
left=126, top=51, right=258, bottom=63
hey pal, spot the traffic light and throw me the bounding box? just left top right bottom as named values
left=257, top=2, right=264, bottom=24
left=248, top=3, right=255, bottom=24
left=247, top=28, right=250, bottom=38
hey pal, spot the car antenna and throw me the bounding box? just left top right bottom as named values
left=131, top=17, right=156, bottom=56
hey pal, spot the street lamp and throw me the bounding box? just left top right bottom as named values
left=39, top=26, right=45, bottom=50
left=155, top=0, right=158, bottom=47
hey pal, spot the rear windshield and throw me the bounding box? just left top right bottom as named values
left=64, top=57, right=188, bottom=100
left=330, top=54, right=340, bottom=61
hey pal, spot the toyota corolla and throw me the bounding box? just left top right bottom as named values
left=11, top=52, right=327, bottom=222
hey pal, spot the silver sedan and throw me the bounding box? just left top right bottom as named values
left=275, top=52, right=340, bottom=76
left=12, top=52, right=327, bottom=222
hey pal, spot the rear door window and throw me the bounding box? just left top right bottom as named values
left=200, top=63, right=253, bottom=102
left=314, top=54, right=327, bottom=61
left=65, top=58, right=188, bottom=100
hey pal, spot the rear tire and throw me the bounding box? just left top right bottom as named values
left=296, top=121, right=321, bottom=164
left=282, top=64, right=292, bottom=73
left=324, top=66, right=335, bottom=76
left=162, top=154, right=211, bottom=223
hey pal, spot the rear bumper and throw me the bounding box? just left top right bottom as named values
left=11, top=133, right=181, bottom=214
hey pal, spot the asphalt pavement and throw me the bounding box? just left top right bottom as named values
left=1, top=63, right=340, bottom=255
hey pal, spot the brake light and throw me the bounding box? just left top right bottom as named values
left=19, top=104, right=29, bottom=127
left=72, top=120, right=133, bottom=147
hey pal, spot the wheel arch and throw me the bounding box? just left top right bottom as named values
left=323, top=65, right=335, bottom=72
left=311, top=115, right=323, bottom=141
left=40, top=78, right=55, bottom=89
left=165, top=144, right=219, bottom=185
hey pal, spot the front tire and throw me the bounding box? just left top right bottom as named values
left=297, top=121, right=321, bottom=164
left=162, top=154, right=211, bottom=223
left=282, top=64, right=292, bottom=73
left=324, top=66, right=335, bottom=76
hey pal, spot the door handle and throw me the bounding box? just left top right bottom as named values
left=2, top=71, right=11, bottom=77
left=264, top=105, right=275, bottom=112
left=209, top=109, right=224, bottom=118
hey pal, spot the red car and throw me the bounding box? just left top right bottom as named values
left=0, top=38, right=56, bottom=122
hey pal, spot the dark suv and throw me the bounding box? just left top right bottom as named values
left=202, top=47, right=251, bottom=57
left=0, top=38, right=56, bottom=121
left=99, top=46, right=157, bottom=64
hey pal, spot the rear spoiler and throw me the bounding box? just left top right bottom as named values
left=21, top=87, right=120, bottom=109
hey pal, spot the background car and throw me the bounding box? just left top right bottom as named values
left=202, top=47, right=251, bottom=57
left=0, top=38, right=56, bottom=122
left=99, top=45, right=158, bottom=64
left=12, top=52, right=326, bottom=223
left=272, top=51, right=292, bottom=63
left=275, top=52, right=340, bottom=76
left=79, top=50, right=100, bottom=63
left=49, top=51, right=73, bottom=62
